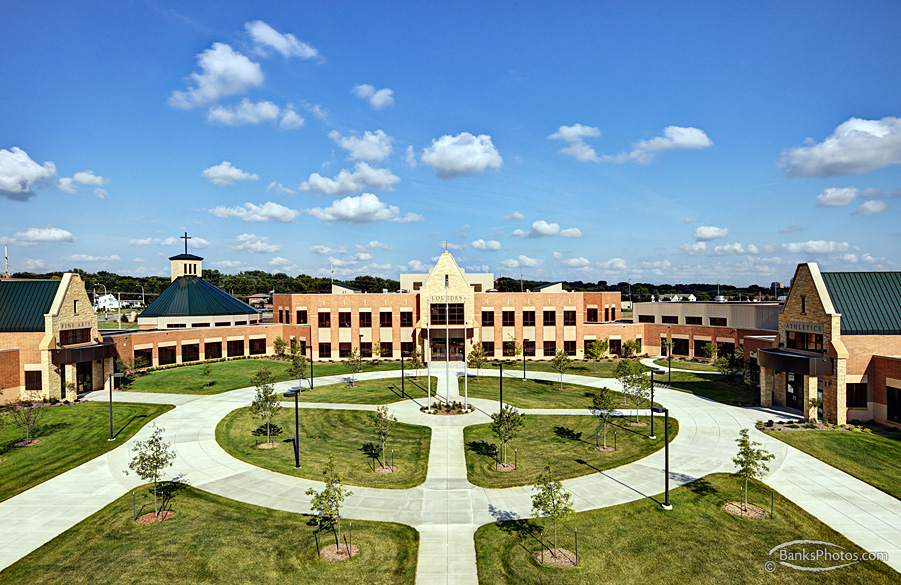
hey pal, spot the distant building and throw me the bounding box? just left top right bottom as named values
left=94, top=294, right=120, bottom=311
left=770, top=281, right=785, bottom=289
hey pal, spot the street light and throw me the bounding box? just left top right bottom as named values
left=306, top=341, right=314, bottom=391
left=283, top=388, right=301, bottom=469
left=401, top=350, right=407, bottom=399
left=666, top=326, right=672, bottom=385
left=492, top=361, right=504, bottom=413
left=650, top=405, right=672, bottom=510
left=649, top=369, right=665, bottom=440
left=108, top=372, right=124, bottom=441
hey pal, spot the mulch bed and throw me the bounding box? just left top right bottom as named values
left=137, top=511, right=176, bottom=525
left=257, top=443, right=280, bottom=449
left=533, top=548, right=578, bottom=567
left=492, top=463, right=516, bottom=472
left=13, top=440, right=42, bottom=447
left=319, top=543, right=360, bottom=561
left=722, top=501, right=769, bottom=520
left=594, top=445, right=615, bottom=452
left=430, top=409, right=471, bottom=415
left=628, top=421, right=647, bottom=427
left=375, top=465, right=397, bottom=473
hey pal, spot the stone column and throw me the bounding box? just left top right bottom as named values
left=760, top=366, right=773, bottom=407
left=825, top=358, right=847, bottom=425
left=773, top=371, right=787, bottom=406
left=803, top=375, right=817, bottom=421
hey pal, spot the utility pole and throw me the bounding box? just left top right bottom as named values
left=520, top=267, right=523, bottom=292
left=3, top=245, right=9, bottom=278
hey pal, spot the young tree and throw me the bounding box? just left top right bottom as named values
left=585, top=339, right=608, bottom=373
left=288, top=351, right=308, bottom=393
left=273, top=336, right=287, bottom=358
left=343, top=348, right=363, bottom=387
left=714, top=350, right=743, bottom=378
left=409, top=348, right=424, bottom=380
left=732, top=428, right=775, bottom=512
left=126, top=423, right=176, bottom=518
left=701, top=341, right=717, bottom=361
left=490, top=406, right=525, bottom=467
left=372, top=405, right=397, bottom=469
left=9, top=400, right=48, bottom=443
left=615, top=360, right=649, bottom=422
left=531, top=464, right=573, bottom=558
left=371, top=341, right=383, bottom=366
left=550, top=350, right=572, bottom=390
left=808, top=398, right=823, bottom=422
left=201, top=364, right=213, bottom=388
left=623, top=339, right=642, bottom=358
left=249, top=365, right=281, bottom=445
left=306, top=455, right=354, bottom=553
left=590, top=387, right=616, bottom=449
left=467, top=343, right=487, bottom=379
left=504, top=334, right=523, bottom=362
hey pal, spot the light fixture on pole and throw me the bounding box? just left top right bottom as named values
left=108, top=372, right=124, bottom=441
left=666, top=325, right=672, bottom=385
left=307, top=341, right=314, bottom=391
left=492, top=361, right=503, bottom=413
left=649, top=369, right=665, bottom=440
left=282, top=388, right=301, bottom=468
left=651, top=405, right=672, bottom=510
left=401, top=350, right=406, bottom=399
left=463, top=320, right=469, bottom=410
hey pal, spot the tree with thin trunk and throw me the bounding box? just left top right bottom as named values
left=490, top=406, right=525, bottom=467
left=701, top=341, right=717, bottom=362
left=505, top=334, right=523, bottom=362
left=467, top=343, right=487, bottom=379
left=409, top=348, right=423, bottom=380
left=372, top=405, right=396, bottom=469
left=9, top=400, right=48, bottom=443
left=615, top=359, right=649, bottom=422
left=249, top=365, right=281, bottom=445
left=550, top=350, right=572, bottom=390
left=590, top=387, right=616, bottom=449
left=732, top=428, right=775, bottom=512
left=125, top=423, right=176, bottom=518
left=288, top=351, right=308, bottom=393
left=623, top=339, right=642, bottom=358
left=585, top=339, right=608, bottom=373
left=201, top=364, right=212, bottom=388
left=306, top=455, right=354, bottom=554
left=273, top=336, right=287, bottom=358
left=531, top=464, right=573, bottom=558
left=343, top=348, right=363, bottom=387
left=371, top=341, right=382, bottom=366
left=808, top=397, right=822, bottom=422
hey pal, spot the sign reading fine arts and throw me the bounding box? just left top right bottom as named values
left=786, top=321, right=824, bottom=334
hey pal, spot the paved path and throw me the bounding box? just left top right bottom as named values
left=1, top=364, right=901, bottom=583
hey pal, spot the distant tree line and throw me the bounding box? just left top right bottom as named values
left=494, top=276, right=786, bottom=301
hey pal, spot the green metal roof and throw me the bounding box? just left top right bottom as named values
left=821, top=271, right=901, bottom=335
left=0, top=280, right=61, bottom=332
left=168, top=253, right=204, bottom=261
left=139, top=276, right=258, bottom=318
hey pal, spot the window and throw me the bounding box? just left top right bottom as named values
left=564, top=340, right=576, bottom=356
left=564, top=311, right=576, bottom=326
left=193, top=322, right=210, bottom=328
left=709, top=317, right=727, bottom=327
left=503, top=340, right=517, bottom=357
left=159, top=346, right=177, bottom=365
left=413, top=281, right=422, bottom=291
left=610, top=307, right=616, bottom=320
left=339, top=342, right=352, bottom=358
left=167, top=323, right=186, bottom=329
left=401, top=341, right=414, bottom=356
left=319, top=343, right=331, bottom=358
left=685, top=316, right=702, bottom=325
left=473, top=284, right=482, bottom=292
left=182, top=343, right=200, bottom=362
left=672, top=338, right=690, bottom=356
left=482, top=310, right=494, bottom=326
left=400, top=312, right=413, bottom=327
left=430, top=303, right=464, bottom=325
left=25, top=371, right=41, bottom=392
left=318, top=312, right=331, bottom=328
left=73, top=300, right=78, bottom=314
left=543, top=310, right=555, bottom=326
left=380, top=312, right=392, bottom=328
left=638, top=315, right=655, bottom=323
left=205, top=342, right=222, bottom=359
left=523, top=311, right=535, bottom=327
left=786, top=331, right=823, bottom=352
left=847, top=383, right=867, bottom=408
left=359, top=312, right=372, bottom=328
left=523, top=340, right=535, bottom=356
left=339, top=312, right=351, bottom=328
left=801, top=295, right=806, bottom=314
left=380, top=342, right=393, bottom=357
left=481, top=341, right=495, bottom=356
left=604, top=307, right=610, bottom=321
left=609, top=339, right=622, bottom=355
left=135, top=349, right=153, bottom=367
left=543, top=340, right=556, bottom=355
left=586, top=308, right=598, bottom=322
left=278, top=309, right=284, bottom=323
left=503, top=311, right=515, bottom=326
left=284, top=310, right=291, bottom=324
left=59, top=328, right=91, bottom=345
left=297, top=310, right=308, bottom=324
left=693, top=339, right=710, bottom=356
left=227, top=340, right=244, bottom=357
left=249, top=339, right=266, bottom=355
left=662, top=315, right=678, bottom=324
left=360, top=342, right=372, bottom=358
left=234, top=321, right=247, bottom=326
left=216, top=322, right=230, bottom=327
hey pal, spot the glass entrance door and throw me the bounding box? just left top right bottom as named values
left=75, top=362, right=93, bottom=394
left=786, top=373, right=801, bottom=411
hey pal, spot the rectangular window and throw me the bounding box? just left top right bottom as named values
left=430, top=303, right=464, bottom=325
left=609, top=339, right=622, bottom=355
left=297, top=310, right=308, bottom=324
left=412, top=281, right=422, bottom=291
left=400, top=312, right=414, bottom=327
left=610, top=307, right=616, bottom=320
left=339, top=342, right=352, bottom=358
left=318, top=312, right=331, bottom=328
left=693, top=339, right=710, bottom=356
left=662, top=315, right=679, bottom=324
left=543, top=310, right=556, bottom=326
left=380, top=312, right=392, bottom=328
left=59, top=328, right=91, bottom=345
left=482, top=341, right=495, bottom=356
left=359, top=312, right=372, bottom=328
left=709, top=317, right=727, bottom=327
left=523, top=340, right=535, bottom=356
left=801, top=295, right=806, bottom=314
left=638, top=315, right=655, bottom=323
left=586, top=308, right=598, bottom=322
left=319, top=343, right=331, bottom=358
left=278, top=309, right=284, bottom=323
left=159, top=346, right=177, bottom=365
left=523, top=311, right=536, bottom=327
left=604, top=307, right=610, bottom=321
left=360, top=342, right=372, bottom=358
left=182, top=343, right=200, bottom=362
left=543, top=340, right=556, bottom=355
left=193, top=322, right=210, bottom=328
left=339, top=312, right=351, bottom=328
left=284, top=310, right=291, bottom=324
left=786, top=331, right=823, bottom=352
left=234, top=321, right=246, bottom=326
left=380, top=342, right=393, bottom=357
left=167, top=323, right=186, bottom=329
left=564, top=340, right=576, bottom=356
left=216, top=322, right=230, bottom=327
left=25, top=371, right=41, bottom=392
left=473, top=284, right=482, bottom=292
left=503, top=311, right=515, bottom=326
left=685, top=316, right=702, bottom=325
left=249, top=339, right=266, bottom=355
left=227, top=340, right=244, bottom=357
left=134, top=349, right=153, bottom=367
left=204, top=342, right=222, bottom=359
left=482, top=310, right=494, bottom=326
left=401, top=341, right=414, bottom=356
left=672, top=338, right=690, bottom=356
left=564, top=311, right=576, bottom=326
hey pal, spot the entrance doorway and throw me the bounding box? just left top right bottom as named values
left=75, top=362, right=93, bottom=394
left=888, top=385, right=901, bottom=424
left=430, top=337, right=465, bottom=361
left=786, top=373, right=802, bottom=411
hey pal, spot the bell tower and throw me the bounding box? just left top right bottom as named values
left=169, top=232, right=203, bottom=281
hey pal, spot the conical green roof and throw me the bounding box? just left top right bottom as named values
left=139, top=276, right=257, bottom=318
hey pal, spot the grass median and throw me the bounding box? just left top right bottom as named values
left=459, top=376, right=652, bottom=410
left=287, top=376, right=435, bottom=404
left=480, top=360, right=650, bottom=378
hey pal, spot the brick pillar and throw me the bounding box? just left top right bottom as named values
left=826, top=358, right=847, bottom=425
left=773, top=371, right=787, bottom=406
left=803, top=375, right=817, bottom=421
left=760, top=367, right=773, bottom=407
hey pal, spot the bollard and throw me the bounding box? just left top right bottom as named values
left=349, top=521, right=353, bottom=555
left=596, top=429, right=598, bottom=449
left=392, top=449, right=394, bottom=470
left=614, top=431, right=617, bottom=451
left=132, top=492, right=136, bottom=521
left=315, top=530, right=321, bottom=557
left=574, top=527, right=578, bottom=564
left=514, top=448, right=517, bottom=470
left=771, top=491, right=774, bottom=519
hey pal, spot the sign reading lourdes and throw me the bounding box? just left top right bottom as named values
left=786, top=321, right=824, bottom=334
left=428, top=294, right=467, bottom=303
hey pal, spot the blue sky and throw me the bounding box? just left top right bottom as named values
left=2, top=1, right=900, bottom=286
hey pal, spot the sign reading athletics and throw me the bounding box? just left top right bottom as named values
left=785, top=321, right=824, bottom=334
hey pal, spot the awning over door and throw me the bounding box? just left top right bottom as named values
left=51, top=342, right=118, bottom=365
left=758, top=348, right=832, bottom=377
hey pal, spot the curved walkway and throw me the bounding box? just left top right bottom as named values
left=1, top=364, right=900, bottom=583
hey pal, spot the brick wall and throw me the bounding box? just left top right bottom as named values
left=0, top=349, right=20, bottom=402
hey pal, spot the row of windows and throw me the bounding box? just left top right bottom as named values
left=59, top=328, right=91, bottom=346
left=282, top=308, right=617, bottom=327
left=638, top=315, right=727, bottom=327
left=165, top=321, right=250, bottom=329
left=485, top=340, right=579, bottom=356
left=132, top=339, right=266, bottom=366
left=786, top=331, right=823, bottom=352
left=305, top=311, right=416, bottom=328
left=484, top=310, right=581, bottom=327
left=318, top=341, right=416, bottom=359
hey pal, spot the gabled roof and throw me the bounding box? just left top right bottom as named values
left=821, top=271, right=901, bottom=335
left=0, top=280, right=61, bottom=332
left=139, top=276, right=257, bottom=318
left=169, top=253, right=204, bottom=261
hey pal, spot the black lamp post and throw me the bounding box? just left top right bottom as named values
left=666, top=326, right=672, bottom=385
left=522, top=345, right=526, bottom=381
left=306, top=342, right=314, bottom=391
left=651, top=405, right=672, bottom=510
left=108, top=372, right=124, bottom=441
left=492, top=361, right=503, bottom=412
left=649, top=369, right=665, bottom=439
left=283, top=388, right=301, bottom=469
left=401, top=351, right=406, bottom=398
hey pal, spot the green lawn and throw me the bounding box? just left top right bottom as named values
left=665, top=370, right=751, bottom=404
left=459, top=377, right=652, bottom=410
left=98, top=320, right=139, bottom=329
left=475, top=473, right=899, bottom=584
left=464, top=414, right=677, bottom=488
left=125, top=358, right=406, bottom=395
left=479, top=360, right=650, bottom=378
left=217, top=407, right=431, bottom=489
left=0, top=485, right=418, bottom=585
left=764, top=429, right=901, bottom=500
left=289, top=377, right=435, bottom=404
left=0, top=401, right=173, bottom=502
left=654, top=358, right=719, bottom=372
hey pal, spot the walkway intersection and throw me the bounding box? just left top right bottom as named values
left=0, top=360, right=900, bottom=583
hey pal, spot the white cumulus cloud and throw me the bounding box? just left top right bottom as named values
left=597, top=257, right=628, bottom=271
left=511, top=220, right=582, bottom=239
left=561, top=256, right=590, bottom=267
left=168, top=43, right=264, bottom=109
left=781, top=240, right=850, bottom=254
left=267, top=181, right=296, bottom=195
left=328, top=130, right=393, bottom=162
left=816, top=187, right=858, bottom=207
left=300, top=162, right=400, bottom=195
left=549, top=124, right=602, bottom=162
left=471, top=239, right=501, bottom=251
left=855, top=200, right=887, bottom=216
left=65, top=254, right=121, bottom=262
left=501, top=255, right=543, bottom=268
left=209, top=201, right=299, bottom=222
left=207, top=99, right=279, bottom=125
left=232, top=233, right=280, bottom=254
left=693, top=226, right=729, bottom=241
left=504, top=211, right=525, bottom=220
left=352, top=84, right=395, bottom=110
left=245, top=20, right=319, bottom=59
left=0, top=147, right=57, bottom=201
left=202, top=161, right=259, bottom=186
left=780, top=117, right=901, bottom=177
left=307, top=193, right=420, bottom=224
left=602, top=126, right=712, bottom=164
left=0, top=226, right=75, bottom=247
left=421, top=132, right=503, bottom=178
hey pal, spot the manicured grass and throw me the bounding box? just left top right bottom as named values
left=459, top=377, right=652, bottom=409
left=666, top=370, right=751, bottom=404
left=464, top=414, right=678, bottom=488
left=217, top=407, right=431, bottom=489
left=480, top=360, right=650, bottom=378
left=0, top=401, right=173, bottom=502
left=98, top=320, right=139, bottom=329
left=0, top=485, right=418, bottom=585
left=289, top=377, right=436, bottom=404
left=764, top=429, right=901, bottom=500
left=654, top=358, right=719, bottom=372
left=475, top=473, right=899, bottom=584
